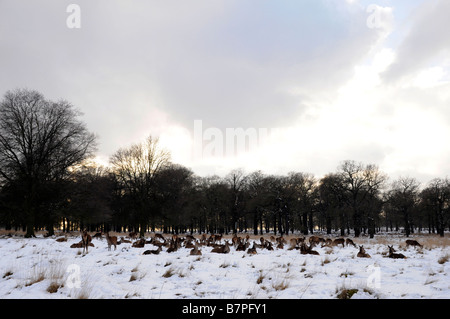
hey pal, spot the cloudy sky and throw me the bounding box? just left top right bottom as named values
left=1, top=0, right=449, bottom=183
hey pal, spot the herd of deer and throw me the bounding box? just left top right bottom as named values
left=68, top=231, right=423, bottom=260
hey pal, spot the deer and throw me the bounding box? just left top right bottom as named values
left=300, top=243, right=319, bottom=255
left=332, top=238, right=346, bottom=248
left=357, top=245, right=371, bottom=258
left=166, top=239, right=178, bottom=253
left=200, top=233, right=208, bottom=245
left=265, top=241, right=274, bottom=251
left=143, top=246, right=162, bottom=255
left=128, top=232, right=138, bottom=239
left=132, top=238, right=146, bottom=248
left=388, top=245, right=407, bottom=259
left=190, top=241, right=202, bottom=256
left=346, top=238, right=357, bottom=247
left=184, top=239, right=195, bottom=249
left=70, top=242, right=83, bottom=248
left=247, top=242, right=257, bottom=255
left=321, top=238, right=333, bottom=248
left=288, top=238, right=299, bottom=250
left=211, top=241, right=230, bottom=254
left=105, top=232, right=117, bottom=251
left=309, top=236, right=325, bottom=247
left=236, top=240, right=249, bottom=251
left=81, top=231, right=92, bottom=254
left=92, top=232, right=102, bottom=240
left=406, top=239, right=422, bottom=248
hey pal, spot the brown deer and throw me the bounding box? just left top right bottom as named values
left=70, top=242, right=83, bottom=248
left=81, top=231, right=92, bottom=254
left=265, top=241, right=274, bottom=251
left=166, top=239, right=178, bottom=253
left=321, top=238, right=333, bottom=248
left=247, top=242, right=257, bottom=255
left=132, top=238, right=146, bottom=248
left=184, top=239, right=195, bottom=249
left=406, top=239, right=422, bottom=248
left=288, top=238, right=299, bottom=250
left=388, top=245, right=406, bottom=259
left=333, top=238, right=345, bottom=247
left=232, top=234, right=240, bottom=247
left=211, top=241, right=230, bottom=254
left=92, top=232, right=102, bottom=240
left=190, top=241, right=202, bottom=256
left=236, top=240, right=249, bottom=251
left=346, top=238, right=357, bottom=247
left=200, top=233, right=207, bottom=244
left=300, top=243, right=319, bottom=255
left=105, top=232, right=118, bottom=251
left=309, top=236, right=325, bottom=247
left=128, top=232, right=138, bottom=239
left=143, top=246, right=162, bottom=255
left=357, top=245, right=371, bottom=258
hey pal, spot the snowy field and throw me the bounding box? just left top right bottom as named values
left=0, top=231, right=448, bottom=299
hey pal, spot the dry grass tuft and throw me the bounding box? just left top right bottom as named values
left=336, top=288, right=359, bottom=299
left=256, top=270, right=266, bottom=284
left=162, top=268, right=175, bottom=278
left=272, top=279, right=289, bottom=291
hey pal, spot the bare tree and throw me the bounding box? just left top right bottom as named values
left=319, top=173, right=347, bottom=236
left=225, top=169, right=247, bottom=234
left=338, top=160, right=387, bottom=237
left=0, top=89, right=97, bottom=237
left=110, top=135, right=170, bottom=237
left=386, top=177, right=420, bottom=237
left=420, top=178, right=449, bottom=237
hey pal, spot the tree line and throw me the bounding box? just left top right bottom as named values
left=0, top=89, right=449, bottom=237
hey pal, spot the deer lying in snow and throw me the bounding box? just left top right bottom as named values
left=300, top=243, right=319, bottom=255
left=211, top=241, right=230, bottom=254
left=357, top=245, right=370, bottom=258
left=236, top=240, right=249, bottom=251
left=190, top=241, right=202, bottom=256
left=132, top=238, right=146, bottom=248
left=105, top=232, right=118, bottom=251
left=247, top=242, right=257, bottom=255
left=143, top=246, right=162, bottom=255
left=388, top=245, right=407, bottom=259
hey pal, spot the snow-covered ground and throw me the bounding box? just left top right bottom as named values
left=0, top=232, right=448, bottom=299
